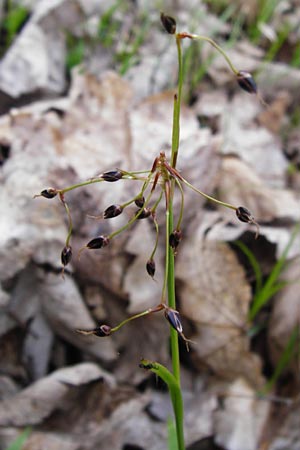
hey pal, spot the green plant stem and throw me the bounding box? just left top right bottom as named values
left=187, top=33, right=239, bottom=74
left=63, top=201, right=73, bottom=247
left=150, top=215, right=160, bottom=261
left=60, top=171, right=150, bottom=194
left=170, top=36, right=183, bottom=169
left=174, top=178, right=185, bottom=230
left=111, top=304, right=164, bottom=333
left=166, top=33, right=185, bottom=450
left=180, top=176, right=237, bottom=210
left=140, top=359, right=185, bottom=450
left=109, top=189, right=153, bottom=239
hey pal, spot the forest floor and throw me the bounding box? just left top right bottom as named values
left=0, top=1, right=300, bottom=450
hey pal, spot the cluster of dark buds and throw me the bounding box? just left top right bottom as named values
left=36, top=14, right=262, bottom=335
left=35, top=150, right=260, bottom=276
left=161, top=13, right=264, bottom=104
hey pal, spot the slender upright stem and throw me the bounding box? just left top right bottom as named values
left=171, top=35, right=183, bottom=169
left=167, top=33, right=185, bottom=449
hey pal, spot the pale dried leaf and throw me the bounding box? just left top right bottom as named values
left=214, top=378, right=270, bottom=450
left=123, top=221, right=164, bottom=313
left=0, top=362, right=114, bottom=426
left=220, top=95, right=288, bottom=187
left=257, top=62, right=300, bottom=100
left=23, top=432, right=80, bottom=450
left=22, top=312, right=54, bottom=380
left=86, top=396, right=167, bottom=450
left=218, top=156, right=300, bottom=223
left=257, top=91, right=291, bottom=134
left=61, top=71, right=133, bottom=179
left=39, top=272, right=117, bottom=362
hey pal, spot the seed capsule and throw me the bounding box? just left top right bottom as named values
left=146, top=259, right=156, bottom=278
left=100, top=170, right=123, bottom=182
left=136, top=208, right=151, bottom=219
left=160, top=12, right=176, bottom=34
left=135, top=196, right=145, bottom=208
left=40, top=188, right=58, bottom=199
left=236, top=206, right=260, bottom=238
left=61, top=245, right=72, bottom=266
left=164, top=308, right=183, bottom=334
left=236, top=206, right=254, bottom=223
left=86, top=235, right=110, bottom=249
left=93, top=325, right=112, bottom=337
left=169, top=229, right=183, bottom=251
left=236, top=71, right=257, bottom=94
left=103, top=204, right=123, bottom=219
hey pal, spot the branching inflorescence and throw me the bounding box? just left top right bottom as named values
left=35, top=13, right=262, bottom=450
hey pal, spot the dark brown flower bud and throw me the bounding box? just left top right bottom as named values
left=61, top=245, right=72, bottom=266
left=169, top=229, right=183, bottom=251
left=93, top=325, right=112, bottom=337
left=160, top=12, right=176, bottom=34
left=236, top=206, right=260, bottom=238
left=76, top=324, right=112, bottom=337
left=135, top=196, right=145, bottom=208
left=40, top=188, right=58, bottom=199
left=236, top=206, right=254, bottom=223
left=86, top=235, right=110, bottom=249
left=164, top=308, right=183, bottom=334
left=236, top=71, right=257, bottom=94
left=101, top=170, right=123, bottom=182
left=136, top=208, right=151, bottom=219
left=146, top=259, right=156, bottom=278
left=103, top=204, right=123, bottom=219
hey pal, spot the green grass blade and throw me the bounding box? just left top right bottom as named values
left=6, top=427, right=31, bottom=450
left=167, top=417, right=179, bottom=450
left=4, top=5, right=28, bottom=46
left=249, top=223, right=300, bottom=321
left=140, top=359, right=185, bottom=450
left=234, top=240, right=263, bottom=295
left=262, top=326, right=299, bottom=394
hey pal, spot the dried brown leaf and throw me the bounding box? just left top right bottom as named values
left=220, top=95, right=288, bottom=186
left=177, top=229, right=264, bottom=386
left=218, top=156, right=300, bottom=223
left=0, top=362, right=114, bottom=427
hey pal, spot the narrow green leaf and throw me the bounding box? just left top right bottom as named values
left=234, top=240, right=263, bottom=295
left=6, top=427, right=31, bottom=450
left=167, top=417, right=179, bottom=450
left=262, top=326, right=299, bottom=393
left=139, top=360, right=185, bottom=450
left=249, top=223, right=300, bottom=321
